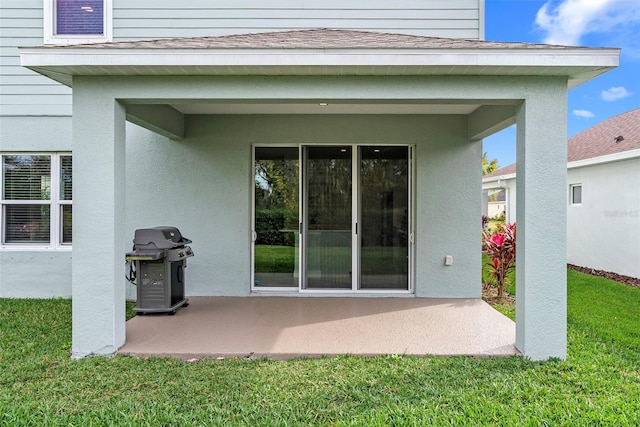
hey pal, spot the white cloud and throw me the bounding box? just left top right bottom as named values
left=535, top=0, right=640, bottom=46
left=601, top=86, right=632, bottom=101
left=573, top=109, right=595, bottom=118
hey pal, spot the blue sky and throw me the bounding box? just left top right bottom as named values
left=483, top=0, right=640, bottom=168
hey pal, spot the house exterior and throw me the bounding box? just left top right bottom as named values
left=1, top=1, right=619, bottom=360
left=483, top=108, right=640, bottom=278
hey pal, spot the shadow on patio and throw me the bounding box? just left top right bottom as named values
left=119, top=297, right=518, bottom=360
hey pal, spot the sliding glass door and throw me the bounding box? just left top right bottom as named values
left=303, top=146, right=353, bottom=289
left=253, top=147, right=299, bottom=288
left=253, top=145, right=411, bottom=292
left=359, top=146, right=409, bottom=290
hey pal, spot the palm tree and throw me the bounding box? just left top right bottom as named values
left=482, top=152, right=499, bottom=175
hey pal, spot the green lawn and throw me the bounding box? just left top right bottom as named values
left=255, top=244, right=408, bottom=274
left=1, top=271, right=639, bottom=425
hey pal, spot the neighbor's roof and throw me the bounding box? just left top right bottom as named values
left=484, top=107, right=640, bottom=178
left=20, top=28, right=620, bottom=88
left=484, top=163, right=517, bottom=178
left=567, top=107, right=640, bottom=162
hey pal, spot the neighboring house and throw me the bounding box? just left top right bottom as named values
left=0, top=1, right=619, bottom=360
left=483, top=108, right=640, bottom=278
left=486, top=188, right=507, bottom=219
left=483, top=163, right=517, bottom=224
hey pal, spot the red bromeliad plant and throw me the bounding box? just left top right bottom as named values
left=482, top=222, right=516, bottom=298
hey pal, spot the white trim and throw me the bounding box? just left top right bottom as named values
left=299, top=289, right=412, bottom=295
left=568, top=148, right=640, bottom=169
left=478, top=0, right=486, bottom=41
left=352, top=147, right=359, bottom=291
left=0, top=152, right=72, bottom=250
left=250, top=290, right=415, bottom=297
left=250, top=144, right=301, bottom=293
left=482, top=172, right=517, bottom=187
left=408, top=145, right=415, bottom=294
left=43, top=0, right=112, bottom=45
left=22, top=47, right=620, bottom=69
left=20, top=46, right=619, bottom=89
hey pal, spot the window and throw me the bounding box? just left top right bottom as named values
left=1, top=154, right=72, bottom=248
left=44, top=0, right=112, bottom=45
left=570, top=184, right=582, bottom=205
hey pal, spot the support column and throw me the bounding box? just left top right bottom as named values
left=515, top=86, right=568, bottom=360
left=482, top=190, right=489, bottom=217
left=71, top=79, right=126, bottom=358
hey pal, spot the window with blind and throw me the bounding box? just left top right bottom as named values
left=1, top=154, right=72, bottom=247
left=44, top=0, right=112, bottom=44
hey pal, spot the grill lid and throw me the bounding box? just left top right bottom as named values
left=132, top=226, right=192, bottom=249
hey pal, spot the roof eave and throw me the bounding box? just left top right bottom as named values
left=20, top=46, right=620, bottom=88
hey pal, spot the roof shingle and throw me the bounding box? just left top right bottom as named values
left=45, top=28, right=600, bottom=50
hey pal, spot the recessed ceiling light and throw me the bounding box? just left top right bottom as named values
left=319, top=103, right=328, bottom=106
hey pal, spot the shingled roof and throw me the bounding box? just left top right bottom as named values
left=484, top=108, right=640, bottom=178
left=45, top=28, right=594, bottom=50
left=567, top=107, right=640, bottom=161
left=484, top=163, right=517, bottom=178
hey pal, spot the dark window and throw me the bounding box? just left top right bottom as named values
left=571, top=185, right=582, bottom=205
left=56, top=0, right=104, bottom=35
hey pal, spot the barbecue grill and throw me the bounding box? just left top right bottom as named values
left=125, top=226, right=194, bottom=315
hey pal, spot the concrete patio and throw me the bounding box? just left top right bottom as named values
left=119, top=297, right=518, bottom=360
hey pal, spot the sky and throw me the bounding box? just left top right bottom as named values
left=483, top=0, right=640, bottom=168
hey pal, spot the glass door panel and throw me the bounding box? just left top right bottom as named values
left=253, top=147, right=299, bottom=288
left=304, top=146, right=352, bottom=289
left=359, top=146, right=409, bottom=290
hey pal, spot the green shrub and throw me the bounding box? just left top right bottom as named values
left=482, top=222, right=516, bottom=298
left=255, top=209, right=297, bottom=246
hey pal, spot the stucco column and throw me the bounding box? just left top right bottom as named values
left=515, top=85, right=568, bottom=360
left=482, top=190, right=489, bottom=217
left=71, top=79, right=126, bottom=358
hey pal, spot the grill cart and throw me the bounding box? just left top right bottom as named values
left=126, top=226, right=194, bottom=315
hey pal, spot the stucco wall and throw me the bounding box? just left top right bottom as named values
left=1, top=113, right=482, bottom=298
left=567, top=158, right=640, bottom=278
left=0, top=251, right=72, bottom=297
left=124, top=114, right=482, bottom=297
left=0, top=116, right=72, bottom=297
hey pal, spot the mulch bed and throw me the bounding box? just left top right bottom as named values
left=483, top=265, right=639, bottom=307
left=568, top=264, right=640, bottom=289
left=482, top=285, right=515, bottom=306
